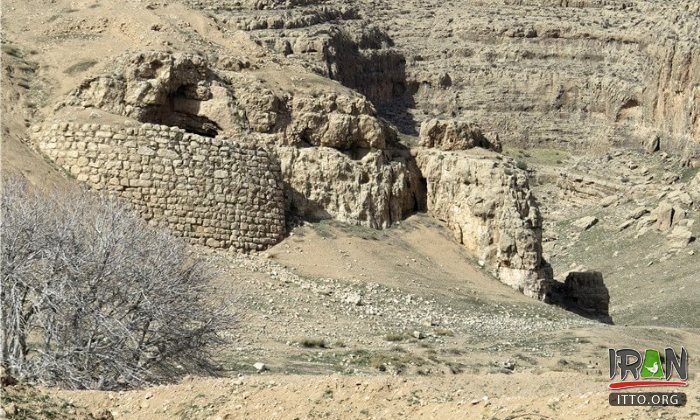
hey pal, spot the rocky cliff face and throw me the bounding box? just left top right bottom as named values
left=643, top=41, right=700, bottom=163
left=415, top=148, right=552, bottom=299
left=278, top=146, right=423, bottom=229
left=194, top=0, right=699, bottom=160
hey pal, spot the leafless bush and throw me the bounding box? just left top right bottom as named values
left=1, top=176, right=229, bottom=390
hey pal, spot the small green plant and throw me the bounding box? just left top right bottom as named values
left=2, top=44, right=23, bottom=58
left=398, top=134, right=421, bottom=148
left=445, top=361, right=465, bottom=374
left=312, top=220, right=336, bottom=239
left=680, top=166, right=700, bottom=183
left=369, top=351, right=427, bottom=373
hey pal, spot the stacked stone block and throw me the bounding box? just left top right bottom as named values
left=32, top=122, right=286, bottom=251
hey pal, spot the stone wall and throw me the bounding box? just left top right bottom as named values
left=31, top=122, right=286, bottom=251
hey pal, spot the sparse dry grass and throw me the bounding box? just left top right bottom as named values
left=503, top=146, right=570, bottom=167
left=384, top=331, right=410, bottom=342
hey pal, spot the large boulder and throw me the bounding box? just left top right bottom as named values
left=652, top=201, right=677, bottom=231
left=667, top=226, right=694, bottom=248
left=549, top=272, right=611, bottom=323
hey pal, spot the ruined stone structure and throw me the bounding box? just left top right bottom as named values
left=32, top=122, right=286, bottom=251
left=30, top=49, right=558, bottom=301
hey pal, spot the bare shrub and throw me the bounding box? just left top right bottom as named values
left=1, top=176, right=229, bottom=389
left=299, top=338, right=326, bottom=348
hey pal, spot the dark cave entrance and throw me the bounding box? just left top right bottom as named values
left=414, top=176, right=428, bottom=212
left=139, top=84, right=221, bottom=137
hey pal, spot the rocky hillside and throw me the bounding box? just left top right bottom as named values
left=1, top=0, right=699, bottom=418
left=195, top=0, right=699, bottom=162
left=20, top=22, right=555, bottom=297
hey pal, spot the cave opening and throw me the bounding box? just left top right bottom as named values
left=414, top=176, right=428, bottom=212
left=138, top=84, right=221, bottom=138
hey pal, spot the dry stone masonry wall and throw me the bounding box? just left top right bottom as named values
left=31, top=122, right=286, bottom=251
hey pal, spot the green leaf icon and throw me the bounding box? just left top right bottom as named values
left=640, top=349, right=664, bottom=379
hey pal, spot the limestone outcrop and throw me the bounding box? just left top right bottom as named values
left=204, top=0, right=700, bottom=160
left=643, top=41, right=700, bottom=156
left=63, top=51, right=393, bottom=151
left=419, top=119, right=500, bottom=152
left=277, top=146, right=424, bottom=229
left=64, top=52, right=236, bottom=137
left=415, top=148, right=551, bottom=299
left=282, top=94, right=391, bottom=149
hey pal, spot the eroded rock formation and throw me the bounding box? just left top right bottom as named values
left=198, top=0, right=699, bottom=161
left=548, top=271, right=611, bottom=323
left=65, top=52, right=232, bottom=137
left=419, top=119, right=500, bottom=152
left=278, top=147, right=424, bottom=228
left=415, top=148, right=552, bottom=299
